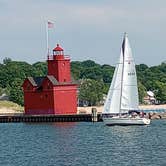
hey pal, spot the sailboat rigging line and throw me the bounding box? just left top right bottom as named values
left=119, top=34, right=126, bottom=117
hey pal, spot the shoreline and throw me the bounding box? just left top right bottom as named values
left=0, top=104, right=166, bottom=115
left=0, top=107, right=23, bottom=114
left=77, top=104, right=166, bottom=114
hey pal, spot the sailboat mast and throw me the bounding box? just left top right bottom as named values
left=119, top=33, right=126, bottom=116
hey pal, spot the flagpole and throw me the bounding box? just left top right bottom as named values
left=46, top=20, right=49, bottom=57
left=46, top=20, right=54, bottom=58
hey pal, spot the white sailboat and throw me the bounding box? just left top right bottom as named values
left=102, top=33, right=150, bottom=125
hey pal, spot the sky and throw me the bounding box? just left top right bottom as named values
left=0, top=0, right=166, bottom=66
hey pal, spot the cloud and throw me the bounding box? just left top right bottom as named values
left=0, top=0, right=166, bottom=65
left=1, top=1, right=166, bottom=33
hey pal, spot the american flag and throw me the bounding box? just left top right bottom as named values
left=48, top=21, right=54, bottom=28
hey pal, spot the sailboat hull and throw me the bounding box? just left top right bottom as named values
left=103, top=117, right=150, bottom=126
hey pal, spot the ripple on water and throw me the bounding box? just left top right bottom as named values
left=0, top=120, right=166, bottom=166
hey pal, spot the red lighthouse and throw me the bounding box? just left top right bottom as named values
left=22, top=44, right=78, bottom=115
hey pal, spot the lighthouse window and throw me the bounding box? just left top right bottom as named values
left=56, top=51, right=61, bottom=55
left=63, top=63, right=65, bottom=66
left=47, top=83, right=51, bottom=89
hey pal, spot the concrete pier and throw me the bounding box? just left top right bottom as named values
left=0, top=112, right=166, bottom=123
left=0, top=114, right=103, bottom=123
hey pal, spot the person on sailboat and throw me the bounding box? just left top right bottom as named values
left=140, top=111, right=144, bottom=118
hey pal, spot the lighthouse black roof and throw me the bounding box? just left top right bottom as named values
left=26, top=75, right=77, bottom=87
left=27, top=76, right=58, bottom=87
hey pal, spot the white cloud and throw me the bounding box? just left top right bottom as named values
left=0, top=0, right=166, bottom=65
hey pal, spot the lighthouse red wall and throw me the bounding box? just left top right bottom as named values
left=23, top=85, right=77, bottom=115
left=23, top=77, right=55, bottom=114
left=47, top=56, right=71, bottom=82
left=53, top=85, right=77, bottom=114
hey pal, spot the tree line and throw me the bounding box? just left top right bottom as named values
left=0, top=58, right=165, bottom=106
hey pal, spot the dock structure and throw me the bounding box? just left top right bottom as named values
left=0, top=114, right=103, bottom=123
left=0, top=111, right=166, bottom=123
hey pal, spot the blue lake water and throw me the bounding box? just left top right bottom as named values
left=0, top=120, right=166, bottom=166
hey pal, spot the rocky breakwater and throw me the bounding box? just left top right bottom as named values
left=149, top=112, right=166, bottom=120
left=77, top=105, right=166, bottom=120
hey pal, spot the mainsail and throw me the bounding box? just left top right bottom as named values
left=103, top=33, right=139, bottom=114
left=121, top=34, right=139, bottom=111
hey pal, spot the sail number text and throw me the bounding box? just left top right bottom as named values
left=128, top=72, right=135, bottom=76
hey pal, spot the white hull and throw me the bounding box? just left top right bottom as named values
left=103, top=117, right=150, bottom=126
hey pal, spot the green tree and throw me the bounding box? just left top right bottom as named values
left=9, top=78, right=24, bottom=105
left=101, top=64, right=114, bottom=83
left=81, top=60, right=99, bottom=68
left=153, top=81, right=166, bottom=104
left=32, top=62, right=47, bottom=76
left=0, top=87, right=3, bottom=96
left=138, top=81, right=147, bottom=104
left=0, top=87, right=9, bottom=96
left=80, top=66, right=103, bottom=80
left=79, top=79, right=105, bottom=106
left=3, top=57, right=12, bottom=65
left=71, top=61, right=82, bottom=80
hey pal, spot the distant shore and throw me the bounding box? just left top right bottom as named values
left=0, top=104, right=166, bottom=115
left=77, top=104, right=166, bottom=114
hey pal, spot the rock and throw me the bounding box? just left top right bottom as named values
left=150, top=113, right=161, bottom=119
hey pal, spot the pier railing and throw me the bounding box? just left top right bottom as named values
left=47, top=55, right=70, bottom=60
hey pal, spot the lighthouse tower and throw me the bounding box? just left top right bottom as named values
left=22, top=44, right=78, bottom=115
left=47, top=44, right=71, bottom=83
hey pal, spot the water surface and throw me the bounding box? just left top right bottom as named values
left=0, top=120, right=166, bottom=166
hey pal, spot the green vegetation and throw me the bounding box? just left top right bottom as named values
left=79, top=79, right=105, bottom=106
left=0, top=58, right=165, bottom=106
